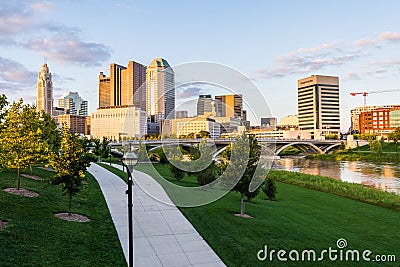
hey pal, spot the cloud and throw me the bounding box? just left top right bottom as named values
left=176, top=86, right=205, bottom=99
left=22, top=34, right=113, bottom=66
left=0, top=1, right=112, bottom=66
left=0, top=56, right=37, bottom=85
left=52, top=73, right=75, bottom=84
left=115, top=3, right=135, bottom=10
left=253, top=31, right=400, bottom=80
left=377, top=31, right=400, bottom=42
left=343, top=72, right=361, bottom=81
left=0, top=1, right=54, bottom=36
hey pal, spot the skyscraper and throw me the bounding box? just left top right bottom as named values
left=215, top=94, right=243, bottom=118
left=146, top=58, right=175, bottom=122
left=58, top=91, right=88, bottom=116
left=98, top=72, right=111, bottom=108
left=197, top=94, right=215, bottom=116
left=297, top=75, right=340, bottom=139
left=110, top=63, right=126, bottom=107
left=98, top=61, right=146, bottom=109
left=122, top=61, right=146, bottom=109
left=36, top=63, right=53, bottom=116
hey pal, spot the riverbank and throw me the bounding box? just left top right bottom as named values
left=306, top=151, right=400, bottom=163
left=268, top=169, right=400, bottom=211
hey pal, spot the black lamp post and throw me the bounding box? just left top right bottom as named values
left=121, top=151, right=138, bottom=267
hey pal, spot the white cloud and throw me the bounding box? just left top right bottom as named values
left=22, top=34, right=112, bottom=67
left=0, top=56, right=36, bottom=84
left=377, top=31, right=400, bottom=42
left=253, top=31, right=400, bottom=80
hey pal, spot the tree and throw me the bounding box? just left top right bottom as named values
left=0, top=94, right=8, bottom=127
left=262, top=178, right=277, bottom=201
left=39, top=111, right=61, bottom=153
left=197, top=131, right=211, bottom=138
left=137, top=140, right=148, bottom=162
left=169, top=157, right=185, bottom=181
left=219, top=133, right=262, bottom=216
left=0, top=100, right=48, bottom=189
left=99, top=138, right=110, bottom=161
left=49, top=127, right=90, bottom=215
left=187, top=132, right=196, bottom=139
left=370, top=139, right=383, bottom=154
left=190, top=140, right=217, bottom=186
left=388, top=127, right=400, bottom=152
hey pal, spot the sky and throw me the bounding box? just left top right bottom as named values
left=1, top=0, right=400, bottom=131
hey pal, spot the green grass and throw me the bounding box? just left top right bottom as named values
left=307, top=151, right=400, bottom=163
left=105, top=163, right=400, bottom=267
left=0, top=167, right=126, bottom=266
left=356, top=142, right=398, bottom=152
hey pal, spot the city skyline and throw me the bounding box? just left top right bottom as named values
left=1, top=1, right=400, bottom=130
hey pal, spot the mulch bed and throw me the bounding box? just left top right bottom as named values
left=37, top=167, right=55, bottom=172
left=234, top=213, right=254, bottom=219
left=0, top=220, right=8, bottom=230
left=3, top=188, right=39, bottom=198
left=21, top=174, right=42, bottom=181
left=54, top=213, right=90, bottom=223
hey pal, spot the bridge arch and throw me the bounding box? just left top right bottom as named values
left=323, top=143, right=342, bottom=154
left=275, top=142, right=324, bottom=155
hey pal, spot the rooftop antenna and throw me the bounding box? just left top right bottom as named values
left=44, top=56, right=47, bottom=65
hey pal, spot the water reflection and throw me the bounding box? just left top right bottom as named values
left=272, top=158, right=400, bottom=195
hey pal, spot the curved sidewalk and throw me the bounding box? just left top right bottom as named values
left=88, top=163, right=225, bottom=267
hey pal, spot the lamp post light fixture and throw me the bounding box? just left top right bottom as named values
left=121, top=151, right=138, bottom=267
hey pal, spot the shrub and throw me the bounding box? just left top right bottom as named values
left=169, top=163, right=185, bottom=181
left=262, top=178, right=277, bottom=201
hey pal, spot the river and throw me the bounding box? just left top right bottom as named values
left=272, top=157, right=400, bottom=195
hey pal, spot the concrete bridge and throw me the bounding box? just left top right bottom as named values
left=110, top=138, right=343, bottom=156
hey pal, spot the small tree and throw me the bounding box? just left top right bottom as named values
left=388, top=127, right=400, bottom=152
left=262, top=178, right=277, bottom=201
left=187, top=140, right=217, bottom=186
left=137, top=141, right=148, bottom=162
left=370, top=139, right=382, bottom=154
left=169, top=161, right=185, bottom=181
left=99, top=138, right=110, bottom=160
left=219, top=133, right=262, bottom=216
left=49, top=128, right=90, bottom=215
left=0, top=100, right=48, bottom=189
left=198, top=130, right=211, bottom=138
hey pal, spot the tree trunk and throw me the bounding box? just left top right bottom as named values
left=30, top=165, right=33, bottom=175
left=240, top=193, right=245, bottom=216
left=68, top=193, right=72, bottom=216
left=17, top=168, right=21, bottom=190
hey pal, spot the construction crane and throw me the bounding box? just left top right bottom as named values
left=350, top=89, right=400, bottom=108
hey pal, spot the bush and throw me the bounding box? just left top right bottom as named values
left=262, top=178, right=277, bottom=201
left=158, top=151, right=168, bottom=164
left=193, top=161, right=217, bottom=186
left=169, top=163, right=185, bottom=181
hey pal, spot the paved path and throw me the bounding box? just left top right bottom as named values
left=88, top=163, right=226, bottom=267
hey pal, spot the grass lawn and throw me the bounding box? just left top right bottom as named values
left=0, top=167, right=126, bottom=267
left=356, top=142, right=398, bottom=153
left=105, top=163, right=400, bottom=267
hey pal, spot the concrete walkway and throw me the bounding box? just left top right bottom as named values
left=88, top=163, right=226, bottom=267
